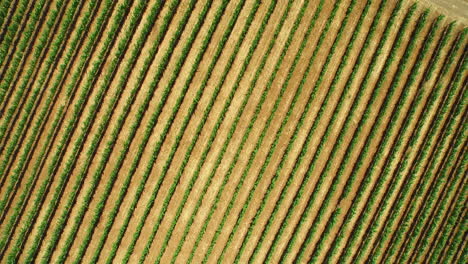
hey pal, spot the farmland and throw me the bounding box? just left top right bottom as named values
left=0, top=0, right=466, bottom=263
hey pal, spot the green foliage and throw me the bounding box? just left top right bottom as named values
left=332, top=24, right=465, bottom=264
left=0, top=0, right=30, bottom=85
left=362, top=36, right=467, bottom=264
left=0, top=0, right=85, bottom=223
left=231, top=0, right=354, bottom=262
left=0, top=0, right=101, bottom=256
left=0, top=0, right=119, bottom=261
left=381, top=56, right=467, bottom=263
left=195, top=0, right=319, bottom=262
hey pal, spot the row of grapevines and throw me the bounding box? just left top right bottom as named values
left=387, top=84, right=468, bottom=262
left=0, top=0, right=16, bottom=31
left=0, top=0, right=111, bottom=193
left=275, top=0, right=406, bottom=262
left=431, top=174, right=467, bottom=263
left=382, top=108, right=467, bottom=263
left=0, top=0, right=49, bottom=180
left=120, top=2, right=234, bottom=263
left=0, top=0, right=34, bottom=81
left=294, top=5, right=429, bottom=264
left=54, top=1, right=166, bottom=264
left=200, top=0, right=321, bottom=262
left=185, top=1, right=299, bottom=262
left=78, top=1, right=185, bottom=263
left=0, top=0, right=72, bottom=155
left=425, top=133, right=467, bottom=262
left=0, top=0, right=33, bottom=66
left=0, top=0, right=50, bottom=110
left=0, top=0, right=75, bottom=255
left=262, top=0, right=378, bottom=262
left=75, top=1, right=211, bottom=263
left=412, top=145, right=467, bottom=263
left=145, top=1, right=256, bottom=263
left=326, top=22, right=452, bottom=262
left=393, top=104, right=467, bottom=262
left=0, top=0, right=83, bottom=218
left=134, top=0, right=246, bottom=261
left=353, top=62, right=466, bottom=263
left=234, top=0, right=358, bottom=262
left=398, top=49, right=463, bottom=262
left=0, top=0, right=77, bottom=155
left=330, top=22, right=465, bottom=263
left=167, top=1, right=282, bottom=263
left=266, top=0, right=389, bottom=262
left=0, top=0, right=127, bottom=261
left=0, top=0, right=107, bottom=255
left=34, top=1, right=153, bottom=263
left=310, top=7, right=438, bottom=262
left=364, top=49, right=467, bottom=263
left=19, top=0, right=139, bottom=260
left=69, top=0, right=232, bottom=263
left=365, top=55, right=468, bottom=259
left=325, top=15, right=444, bottom=264
left=0, top=0, right=19, bottom=43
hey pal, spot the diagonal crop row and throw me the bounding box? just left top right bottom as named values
left=392, top=118, right=467, bottom=263
left=395, top=91, right=468, bottom=262
left=275, top=1, right=408, bottom=262
left=142, top=1, right=258, bottom=263
left=331, top=23, right=465, bottom=264
left=425, top=139, right=467, bottom=262
left=46, top=1, right=166, bottom=264
left=72, top=1, right=187, bottom=263
left=0, top=0, right=84, bottom=219
left=0, top=0, right=76, bottom=157
left=325, top=22, right=454, bottom=263
left=265, top=0, right=390, bottom=262
left=364, top=50, right=468, bottom=264
left=356, top=55, right=466, bottom=263
left=390, top=98, right=468, bottom=263
left=69, top=0, right=190, bottom=262
left=354, top=63, right=466, bottom=263
left=31, top=1, right=156, bottom=263
left=0, top=0, right=130, bottom=261
left=165, top=2, right=283, bottom=263
left=198, top=0, right=324, bottom=262
left=0, top=0, right=21, bottom=45
left=182, top=0, right=302, bottom=262
left=0, top=2, right=111, bottom=258
left=128, top=0, right=248, bottom=262
left=0, top=0, right=36, bottom=86
left=361, top=65, right=467, bottom=264
left=432, top=179, right=468, bottom=263
left=60, top=0, right=235, bottom=263
left=410, top=146, right=468, bottom=263
left=0, top=0, right=34, bottom=71
left=68, top=1, right=218, bottom=263
left=0, top=0, right=109, bottom=257
left=233, top=0, right=361, bottom=262
left=94, top=0, right=216, bottom=262
left=0, top=0, right=81, bottom=159
left=0, top=0, right=48, bottom=185
left=0, top=0, right=51, bottom=111
left=15, top=0, right=138, bottom=260
left=309, top=9, right=441, bottom=263
left=114, top=1, right=234, bottom=263
left=293, top=7, right=430, bottom=264
left=326, top=16, right=443, bottom=264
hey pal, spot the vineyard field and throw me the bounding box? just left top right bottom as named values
left=0, top=0, right=466, bottom=263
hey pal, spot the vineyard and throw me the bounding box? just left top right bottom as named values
left=0, top=0, right=466, bottom=263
